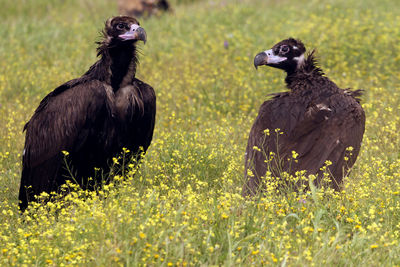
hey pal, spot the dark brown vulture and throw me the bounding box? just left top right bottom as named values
left=19, top=16, right=156, bottom=211
left=242, top=38, right=365, bottom=196
left=117, top=0, right=170, bottom=17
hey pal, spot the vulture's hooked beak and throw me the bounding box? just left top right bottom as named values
left=254, top=49, right=287, bottom=69
left=254, top=51, right=268, bottom=69
left=119, top=24, right=147, bottom=44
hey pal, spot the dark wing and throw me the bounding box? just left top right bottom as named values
left=243, top=92, right=306, bottom=195
left=114, top=78, right=156, bottom=154
left=133, top=78, right=156, bottom=152
left=19, top=79, right=111, bottom=210
left=243, top=91, right=365, bottom=195
left=287, top=93, right=365, bottom=189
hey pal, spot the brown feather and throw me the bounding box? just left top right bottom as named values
left=243, top=39, right=365, bottom=196
left=19, top=16, right=156, bottom=211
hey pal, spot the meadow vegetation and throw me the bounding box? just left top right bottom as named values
left=1, top=0, right=400, bottom=265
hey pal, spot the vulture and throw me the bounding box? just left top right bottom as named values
left=117, top=0, right=170, bottom=17
left=19, top=16, right=156, bottom=211
left=242, top=38, right=365, bottom=196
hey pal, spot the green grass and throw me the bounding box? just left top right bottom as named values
left=1, top=0, right=400, bottom=265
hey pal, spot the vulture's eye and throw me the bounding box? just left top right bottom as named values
left=116, top=23, right=125, bottom=30
left=280, top=45, right=290, bottom=54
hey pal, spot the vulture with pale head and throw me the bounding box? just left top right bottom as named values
left=19, top=16, right=156, bottom=211
left=243, top=38, right=365, bottom=196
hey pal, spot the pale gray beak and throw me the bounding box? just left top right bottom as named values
left=119, top=24, right=147, bottom=44
left=254, top=51, right=268, bottom=69
left=254, top=49, right=286, bottom=69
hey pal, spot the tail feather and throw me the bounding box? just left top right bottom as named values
left=19, top=155, right=62, bottom=212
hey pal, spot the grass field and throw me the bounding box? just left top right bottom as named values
left=1, top=0, right=400, bottom=265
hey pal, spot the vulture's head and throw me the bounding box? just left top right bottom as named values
left=103, top=16, right=147, bottom=45
left=254, top=38, right=306, bottom=73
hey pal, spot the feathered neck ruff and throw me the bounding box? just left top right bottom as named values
left=285, top=50, right=325, bottom=87
left=85, top=34, right=139, bottom=91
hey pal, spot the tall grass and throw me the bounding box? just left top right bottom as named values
left=1, top=0, right=400, bottom=265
